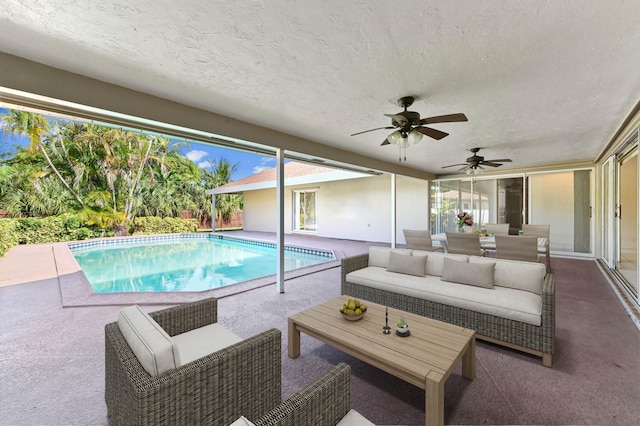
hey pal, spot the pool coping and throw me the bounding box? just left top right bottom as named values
left=55, top=234, right=340, bottom=307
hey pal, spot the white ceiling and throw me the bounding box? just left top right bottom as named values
left=1, top=0, right=640, bottom=175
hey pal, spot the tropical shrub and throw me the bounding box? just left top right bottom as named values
left=133, top=217, right=199, bottom=234
left=0, top=219, right=20, bottom=257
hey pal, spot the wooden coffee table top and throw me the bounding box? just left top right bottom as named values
left=288, top=296, right=475, bottom=389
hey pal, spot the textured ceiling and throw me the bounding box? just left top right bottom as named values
left=1, top=0, right=640, bottom=175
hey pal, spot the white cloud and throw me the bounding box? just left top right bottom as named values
left=252, top=166, right=271, bottom=174
left=197, top=161, right=211, bottom=169
left=185, top=150, right=208, bottom=162
left=252, top=157, right=276, bottom=174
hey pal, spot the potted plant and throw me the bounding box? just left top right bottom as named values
left=396, top=316, right=410, bottom=336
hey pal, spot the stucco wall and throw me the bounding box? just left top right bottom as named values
left=240, top=174, right=430, bottom=244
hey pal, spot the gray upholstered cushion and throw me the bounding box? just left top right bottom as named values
left=412, top=251, right=469, bottom=276
left=441, top=258, right=496, bottom=289
left=387, top=251, right=427, bottom=276
left=118, top=305, right=177, bottom=376
left=469, top=256, right=545, bottom=294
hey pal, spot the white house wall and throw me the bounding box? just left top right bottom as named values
left=240, top=174, right=430, bottom=244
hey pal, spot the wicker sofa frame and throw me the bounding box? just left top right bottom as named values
left=105, top=297, right=282, bottom=426
left=253, top=363, right=352, bottom=426
left=341, top=253, right=555, bottom=367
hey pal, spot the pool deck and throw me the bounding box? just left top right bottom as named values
left=0, top=231, right=382, bottom=305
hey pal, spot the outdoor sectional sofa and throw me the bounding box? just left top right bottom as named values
left=341, top=246, right=555, bottom=367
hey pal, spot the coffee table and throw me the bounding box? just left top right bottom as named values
left=288, top=296, right=476, bottom=426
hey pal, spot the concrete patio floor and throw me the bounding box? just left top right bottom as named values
left=2, top=232, right=639, bottom=425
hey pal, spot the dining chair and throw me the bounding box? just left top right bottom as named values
left=484, top=223, right=510, bottom=236
left=522, top=224, right=551, bottom=271
left=445, top=232, right=488, bottom=256
left=522, top=224, right=550, bottom=239
left=403, top=229, right=444, bottom=252
left=495, top=235, right=539, bottom=262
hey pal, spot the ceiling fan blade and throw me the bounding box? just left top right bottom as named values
left=484, top=158, right=512, bottom=163
left=416, top=126, right=449, bottom=140
left=482, top=162, right=503, bottom=167
left=442, top=163, right=469, bottom=168
left=419, top=113, right=468, bottom=125
left=384, top=113, right=409, bottom=126
left=351, top=126, right=395, bottom=136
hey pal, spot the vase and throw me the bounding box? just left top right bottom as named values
left=457, top=225, right=464, bottom=233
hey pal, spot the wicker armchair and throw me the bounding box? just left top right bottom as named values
left=495, top=235, right=539, bottom=262
left=251, top=363, right=366, bottom=426
left=403, top=229, right=444, bottom=252
left=105, top=297, right=282, bottom=426
left=445, top=232, right=488, bottom=256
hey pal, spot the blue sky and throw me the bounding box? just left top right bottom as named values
left=0, top=108, right=273, bottom=181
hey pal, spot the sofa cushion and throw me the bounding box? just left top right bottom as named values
left=337, top=409, right=376, bottom=426
left=345, top=267, right=542, bottom=326
left=172, top=323, right=243, bottom=366
left=118, top=305, right=177, bottom=376
left=368, top=246, right=412, bottom=268
left=469, top=256, right=545, bottom=294
left=387, top=251, right=427, bottom=276
left=411, top=250, right=469, bottom=276
left=441, top=258, right=495, bottom=289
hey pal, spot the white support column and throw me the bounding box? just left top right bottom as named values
left=391, top=173, right=397, bottom=248
left=276, top=149, right=285, bottom=293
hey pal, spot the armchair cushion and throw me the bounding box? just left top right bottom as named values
left=117, top=305, right=177, bottom=376
left=336, top=409, right=376, bottom=425
left=230, top=416, right=256, bottom=426
left=173, top=323, right=243, bottom=366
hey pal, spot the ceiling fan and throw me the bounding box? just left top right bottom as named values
left=350, top=96, right=468, bottom=161
left=442, top=147, right=512, bottom=174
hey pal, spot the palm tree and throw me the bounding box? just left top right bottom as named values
left=203, top=159, right=242, bottom=223
left=0, top=110, right=84, bottom=207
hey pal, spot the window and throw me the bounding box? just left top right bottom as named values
left=293, top=189, right=317, bottom=232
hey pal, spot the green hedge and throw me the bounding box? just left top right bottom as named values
left=134, top=217, right=199, bottom=234
left=0, top=219, right=20, bottom=258
left=0, top=216, right=200, bottom=258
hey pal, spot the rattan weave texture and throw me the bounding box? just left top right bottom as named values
left=253, top=363, right=351, bottom=426
left=341, top=253, right=555, bottom=364
left=105, top=297, right=282, bottom=426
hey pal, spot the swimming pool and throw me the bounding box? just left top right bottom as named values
left=69, top=234, right=334, bottom=293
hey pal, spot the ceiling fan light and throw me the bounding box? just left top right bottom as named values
left=387, top=130, right=402, bottom=145
left=408, top=129, right=423, bottom=144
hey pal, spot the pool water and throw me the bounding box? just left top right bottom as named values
left=70, top=235, right=334, bottom=292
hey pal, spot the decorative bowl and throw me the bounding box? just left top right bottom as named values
left=341, top=311, right=366, bottom=321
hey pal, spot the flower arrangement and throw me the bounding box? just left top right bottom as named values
left=457, top=211, right=474, bottom=231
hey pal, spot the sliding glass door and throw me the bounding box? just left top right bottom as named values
left=430, top=178, right=523, bottom=234
left=616, top=148, right=638, bottom=295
